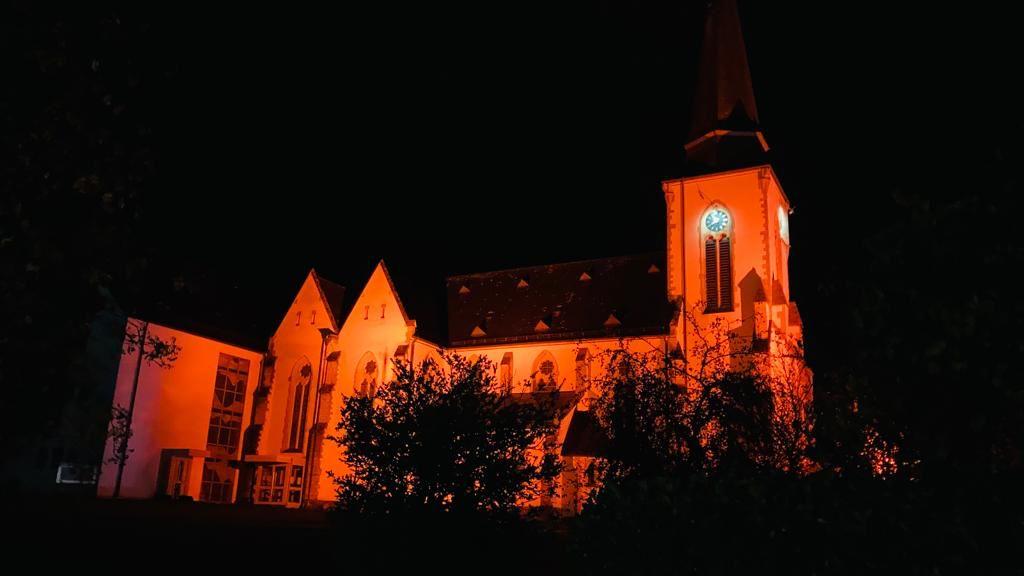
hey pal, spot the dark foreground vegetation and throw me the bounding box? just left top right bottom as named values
left=11, top=473, right=1021, bottom=574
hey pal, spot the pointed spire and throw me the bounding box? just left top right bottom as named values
left=686, top=0, right=768, bottom=171
left=690, top=0, right=759, bottom=140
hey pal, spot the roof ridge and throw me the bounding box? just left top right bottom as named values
left=446, top=251, right=665, bottom=283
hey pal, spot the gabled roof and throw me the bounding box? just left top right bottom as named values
left=310, top=269, right=347, bottom=331
left=336, top=260, right=415, bottom=327
left=132, top=315, right=266, bottom=353
left=447, top=253, right=672, bottom=346
left=788, top=301, right=803, bottom=327
left=377, top=260, right=413, bottom=327
left=772, top=277, right=788, bottom=304
left=561, top=409, right=609, bottom=458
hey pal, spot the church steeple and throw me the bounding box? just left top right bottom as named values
left=685, top=0, right=769, bottom=172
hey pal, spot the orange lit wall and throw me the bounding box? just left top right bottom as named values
left=299, top=263, right=422, bottom=503
left=450, top=337, right=668, bottom=393
left=97, top=321, right=262, bottom=500
left=449, top=336, right=670, bottom=511
left=258, top=271, right=338, bottom=459
left=663, top=165, right=806, bottom=369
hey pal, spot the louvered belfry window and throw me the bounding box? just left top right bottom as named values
left=705, top=237, right=720, bottom=310
left=718, top=236, right=733, bottom=310
left=702, top=205, right=734, bottom=313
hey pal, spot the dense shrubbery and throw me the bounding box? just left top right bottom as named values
left=330, top=354, right=560, bottom=517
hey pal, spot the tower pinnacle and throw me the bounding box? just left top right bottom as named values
left=685, top=0, right=768, bottom=172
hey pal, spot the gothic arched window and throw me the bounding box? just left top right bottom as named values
left=499, top=352, right=514, bottom=392
left=284, top=359, right=313, bottom=452
left=702, top=205, right=734, bottom=312
left=531, top=351, right=559, bottom=392
left=354, top=352, right=378, bottom=398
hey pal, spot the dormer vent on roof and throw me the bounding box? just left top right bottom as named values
left=471, top=317, right=488, bottom=338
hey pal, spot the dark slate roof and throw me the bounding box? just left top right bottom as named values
left=378, top=261, right=412, bottom=325
left=140, top=314, right=267, bottom=352
left=772, top=278, right=788, bottom=304
left=390, top=272, right=447, bottom=346
left=312, top=271, right=347, bottom=329
left=561, top=410, right=609, bottom=458
left=346, top=260, right=447, bottom=346
left=447, top=253, right=673, bottom=346
left=788, top=301, right=803, bottom=327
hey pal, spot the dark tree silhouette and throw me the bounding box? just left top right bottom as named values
left=330, top=353, right=560, bottom=516
left=1, top=3, right=176, bottom=487
left=587, top=312, right=813, bottom=483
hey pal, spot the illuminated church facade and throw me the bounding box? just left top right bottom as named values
left=97, top=0, right=809, bottom=512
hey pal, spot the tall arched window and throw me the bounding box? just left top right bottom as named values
left=354, top=352, right=378, bottom=398
left=531, top=351, right=559, bottom=392
left=284, top=358, right=312, bottom=452
left=499, top=352, right=514, bottom=392
left=702, top=205, right=734, bottom=312
left=574, top=348, right=590, bottom=392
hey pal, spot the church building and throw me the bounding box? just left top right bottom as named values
left=97, top=0, right=809, bottom=513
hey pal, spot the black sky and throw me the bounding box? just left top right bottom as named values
left=99, top=1, right=1018, bottom=361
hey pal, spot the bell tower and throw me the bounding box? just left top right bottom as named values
left=664, top=0, right=803, bottom=359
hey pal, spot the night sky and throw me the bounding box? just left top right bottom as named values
left=111, top=2, right=1016, bottom=364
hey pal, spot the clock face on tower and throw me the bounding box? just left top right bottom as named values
left=704, top=208, right=730, bottom=233
left=778, top=206, right=790, bottom=245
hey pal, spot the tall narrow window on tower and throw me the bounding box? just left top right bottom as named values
left=718, top=236, right=733, bottom=310
left=705, top=237, right=719, bottom=310
left=702, top=205, right=734, bottom=313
